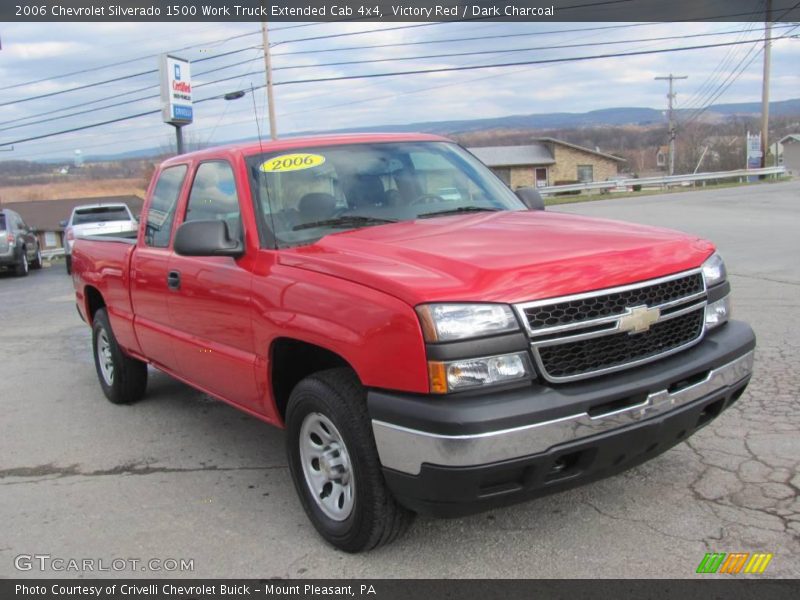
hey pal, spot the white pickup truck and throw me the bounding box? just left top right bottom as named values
left=61, top=203, right=138, bottom=274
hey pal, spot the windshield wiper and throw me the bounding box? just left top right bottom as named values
left=418, top=206, right=501, bottom=218
left=293, top=215, right=398, bottom=231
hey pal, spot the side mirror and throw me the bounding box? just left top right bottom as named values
left=515, top=187, right=545, bottom=211
left=174, top=220, right=243, bottom=258
left=59, top=220, right=68, bottom=228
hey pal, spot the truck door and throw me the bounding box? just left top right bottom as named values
left=130, top=164, right=188, bottom=371
left=166, top=160, right=260, bottom=410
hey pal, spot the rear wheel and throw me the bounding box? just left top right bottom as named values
left=14, top=249, right=29, bottom=277
left=30, top=245, right=43, bottom=270
left=92, top=308, right=148, bottom=404
left=285, top=368, right=413, bottom=552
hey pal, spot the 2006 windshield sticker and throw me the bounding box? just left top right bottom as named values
left=260, top=153, right=326, bottom=173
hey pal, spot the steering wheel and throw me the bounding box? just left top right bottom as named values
left=410, top=194, right=444, bottom=205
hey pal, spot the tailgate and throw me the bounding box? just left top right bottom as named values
left=74, top=221, right=136, bottom=237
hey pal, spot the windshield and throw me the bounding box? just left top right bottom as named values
left=246, top=141, right=525, bottom=248
left=72, top=206, right=131, bottom=225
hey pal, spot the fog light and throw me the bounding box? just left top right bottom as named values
left=705, top=295, right=730, bottom=330
left=428, top=352, right=531, bottom=393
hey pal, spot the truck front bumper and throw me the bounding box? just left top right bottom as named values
left=368, top=320, right=755, bottom=517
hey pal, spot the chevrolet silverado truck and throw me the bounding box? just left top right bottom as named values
left=71, top=134, right=755, bottom=552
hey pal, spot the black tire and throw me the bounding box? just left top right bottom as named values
left=14, top=247, right=29, bottom=277
left=92, top=308, right=148, bottom=404
left=30, top=245, right=43, bottom=270
left=65, top=255, right=72, bottom=275
left=285, top=368, right=414, bottom=552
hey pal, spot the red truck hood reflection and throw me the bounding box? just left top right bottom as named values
left=278, top=210, right=714, bottom=306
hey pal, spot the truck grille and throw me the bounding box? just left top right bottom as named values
left=515, top=270, right=707, bottom=382
left=537, top=309, right=705, bottom=379
left=522, top=272, right=703, bottom=330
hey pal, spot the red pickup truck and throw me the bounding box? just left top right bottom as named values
left=72, top=133, right=755, bottom=552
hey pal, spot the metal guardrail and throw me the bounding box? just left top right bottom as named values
left=42, top=248, right=65, bottom=259
left=537, top=166, right=787, bottom=196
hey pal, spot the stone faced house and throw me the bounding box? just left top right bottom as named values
left=468, top=138, right=625, bottom=189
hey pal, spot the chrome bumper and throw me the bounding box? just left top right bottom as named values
left=372, top=351, right=754, bottom=475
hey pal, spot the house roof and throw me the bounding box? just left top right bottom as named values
left=468, top=144, right=555, bottom=167
left=1, top=195, right=143, bottom=231
left=468, top=138, right=625, bottom=168
left=536, top=137, right=626, bottom=162
left=779, top=134, right=800, bottom=145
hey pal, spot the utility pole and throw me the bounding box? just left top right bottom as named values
left=261, top=21, right=278, bottom=140
left=760, top=0, right=772, bottom=169
left=655, top=74, right=688, bottom=175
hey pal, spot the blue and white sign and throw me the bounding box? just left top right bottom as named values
left=746, top=131, right=761, bottom=182
left=160, top=54, right=193, bottom=125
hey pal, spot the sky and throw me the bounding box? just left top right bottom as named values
left=0, top=19, right=798, bottom=161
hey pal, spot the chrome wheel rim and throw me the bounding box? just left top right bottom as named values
left=97, top=329, right=114, bottom=386
left=298, top=412, right=355, bottom=521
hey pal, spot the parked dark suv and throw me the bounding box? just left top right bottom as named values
left=0, top=209, right=42, bottom=276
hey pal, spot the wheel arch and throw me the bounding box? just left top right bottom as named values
left=84, top=285, right=106, bottom=325
left=269, top=337, right=356, bottom=424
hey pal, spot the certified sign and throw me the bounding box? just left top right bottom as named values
left=160, top=54, right=193, bottom=125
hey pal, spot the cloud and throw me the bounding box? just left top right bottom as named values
left=0, top=20, right=798, bottom=161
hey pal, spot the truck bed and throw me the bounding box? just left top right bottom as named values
left=72, top=235, right=140, bottom=355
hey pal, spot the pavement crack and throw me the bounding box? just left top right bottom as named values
left=0, top=462, right=287, bottom=484
left=729, top=272, right=800, bottom=287
left=583, top=500, right=704, bottom=546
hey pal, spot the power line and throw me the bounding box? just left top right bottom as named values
left=677, top=28, right=796, bottom=127
left=0, top=49, right=266, bottom=132
left=0, top=22, right=340, bottom=93
left=0, top=17, right=668, bottom=158
left=268, top=36, right=793, bottom=89
left=677, top=45, right=765, bottom=127
left=270, top=25, right=795, bottom=72
left=6, top=33, right=793, bottom=150
left=269, top=9, right=786, bottom=58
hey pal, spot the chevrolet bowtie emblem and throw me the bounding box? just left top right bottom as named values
left=618, top=305, right=661, bottom=334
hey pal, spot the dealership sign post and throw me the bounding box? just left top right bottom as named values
left=160, top=54, right=193, bottom=155
left=746, top=131, right=762, bottom=182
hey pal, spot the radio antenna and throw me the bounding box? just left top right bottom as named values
left=249, top=83, right=279, bottom=250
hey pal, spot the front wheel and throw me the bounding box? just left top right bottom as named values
left=92, top=308, right=148, bottom=404
left=65, top=255, right=72, bottom=275
left=285, top=369, right=413, bottom=552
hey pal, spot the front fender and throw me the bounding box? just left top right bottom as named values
left=251, top=263, right=429, bottom=395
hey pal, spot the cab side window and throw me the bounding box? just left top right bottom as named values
left=184, top=161, right=242, bottom=239
left=144, top=165, right=188, bottom=248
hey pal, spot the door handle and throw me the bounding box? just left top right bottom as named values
left=167, top=270, right=181, bottom=290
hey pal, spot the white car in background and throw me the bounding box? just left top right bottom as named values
left=61, top=204, right=138, bottom=274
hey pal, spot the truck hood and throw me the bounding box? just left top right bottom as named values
left=278, top=210, right=714, bottom=306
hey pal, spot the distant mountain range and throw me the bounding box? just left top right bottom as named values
left=33, top=97, right=800, bottom=163
left=319, top=98, right=800, bottom=135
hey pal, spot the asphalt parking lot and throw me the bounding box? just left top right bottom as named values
left=1, top=180, right=798, bottom=579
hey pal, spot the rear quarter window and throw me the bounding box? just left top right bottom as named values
left=145, top=165, right=188, bottom=248
left=0, top=214, right=6, bottom=230
left=72, top=207, right=131, bottom=224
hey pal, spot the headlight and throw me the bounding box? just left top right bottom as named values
left=701, top=252, right=727, bottom=287
left=416, top=303, right=519, bottom=342
left=705, top=295, right=730, bottom=330
left=427, top=352, right=531, bottom=393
